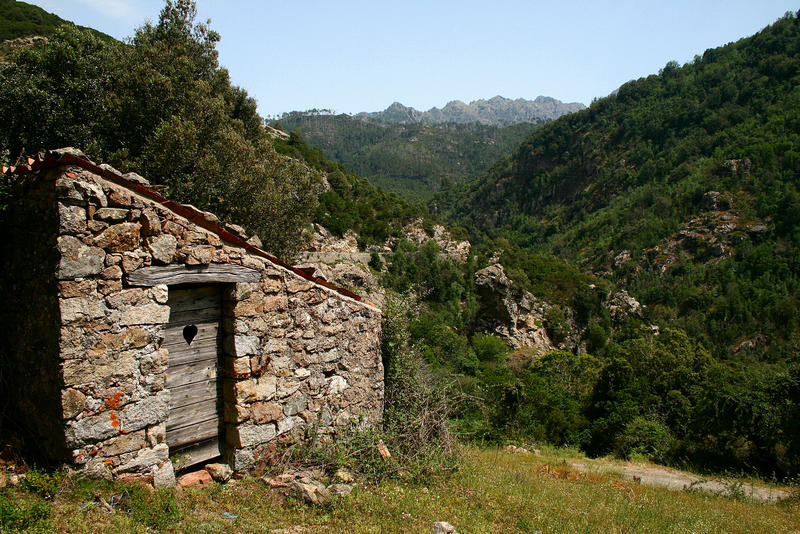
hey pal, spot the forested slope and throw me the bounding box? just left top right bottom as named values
left=437, top=12, right=800, bottom=363
left=435, top=12, right=800, bottom=474
left=277, top=113, right=540, bottom=201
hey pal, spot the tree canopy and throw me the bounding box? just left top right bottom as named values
left=0, top=0, right=320, bottom=257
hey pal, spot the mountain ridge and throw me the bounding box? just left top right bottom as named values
left=351, top=95, right=585, bottom=126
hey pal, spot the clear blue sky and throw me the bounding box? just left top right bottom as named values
left=27, top=0, right=799, bottom=118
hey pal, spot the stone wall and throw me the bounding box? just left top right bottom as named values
left=7, top=164, right=383, bottom=484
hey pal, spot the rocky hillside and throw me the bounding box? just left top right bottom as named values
left=435, top=12, right=800, bottom=364
left=356, top=95, right=585, bottom=126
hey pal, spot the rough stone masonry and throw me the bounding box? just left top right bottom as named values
left=0, top=151, right=383, bottom=486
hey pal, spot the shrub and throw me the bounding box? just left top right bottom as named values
left=296, top=292, right=459, bottom=483
left=471, top=333, right=508, bottom=363
left=23, top=470, right=60, bottom=500
left=368, top=251, right=383, bottom=271
left=614, top=416, right=675, bottom=463
left=381, top=294, right=458, bottom=477
left=545, top=306, right=569, bottom=344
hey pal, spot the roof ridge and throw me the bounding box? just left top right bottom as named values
left=4, top=149, right=377, bottom=309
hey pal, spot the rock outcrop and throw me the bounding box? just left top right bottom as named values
left=395, top=219, right=471, bottom=262
left=473, top=264, right=555, bottom=353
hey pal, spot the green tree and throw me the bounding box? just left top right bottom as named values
left=0, top=0, right=321, bottom=257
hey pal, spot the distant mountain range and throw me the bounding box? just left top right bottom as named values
left=355, top=96, right=585, bottom=126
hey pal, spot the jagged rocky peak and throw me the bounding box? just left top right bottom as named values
left=357, top=95, right=585, bottom=126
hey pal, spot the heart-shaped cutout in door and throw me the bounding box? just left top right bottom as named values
left=183, top=325, right=198, bottom=345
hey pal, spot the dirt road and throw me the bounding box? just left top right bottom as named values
left=570, top=460, right=792, bottom=503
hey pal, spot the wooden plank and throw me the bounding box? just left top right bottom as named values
left=169, top=294, right=220, bottom=315
left=165, top=360, right=216, bottom=389
left=167, top=398, right=218, bottom=430
left=167, top=286, right=220, bottom=309
left=165, top=326, right=217, bottom=365
left=127, top=264, right=261, bottom=286
left=168, top=306, right=220, bottom=325
left=166, top=417, right=218, bottom=449
left=165, top=342, right=218, bottom=366
left=170, top=380, right=217, bottom=409
left=166, top=348, right=216, bottom=370
left=164, top=322, right=218, bottom=347
left=170, top=438, right=221, bottom=469
left=164, top=333, right=217, bottom=350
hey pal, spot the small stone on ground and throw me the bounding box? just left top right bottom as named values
left=205, top=463, right=233, bottom=483
left=327, top=483, right=354, bottom=498
left=432, top=521, right=459, bottom=534
left=177, top=470, right=213, bottom=488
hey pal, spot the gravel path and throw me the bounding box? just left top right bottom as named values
left=570, top=461, right=792, bottom=503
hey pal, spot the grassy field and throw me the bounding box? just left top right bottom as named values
left=2, top=446, right=797, bottom=533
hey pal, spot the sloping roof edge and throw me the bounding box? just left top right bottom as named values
left=3, top=150, right=378, bottom=310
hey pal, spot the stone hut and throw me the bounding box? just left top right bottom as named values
left=0, top=149, right=383, bottom=486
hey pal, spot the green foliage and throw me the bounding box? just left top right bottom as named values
left=544, top=306, right=569, bottom=344
left=277, top=112, right=541, bottom=202
left=368, top=251, right=383, bottom=271
left=271, top=131, right=424, bottom=248
left=22, top=470, right=59, bottom=500
left=381, top=294, right=455, bottom=454
left=587, top=317, right=609, bottom=352
left=0, top=0, right=320, bottom=257
left=0, top=495, right=50, bottom=532
left=471, top=333, right=508, bottom=363
left=614, top=416, right=675, bottom=462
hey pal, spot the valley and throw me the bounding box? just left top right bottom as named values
left=0, top=1, right=798, bottom=531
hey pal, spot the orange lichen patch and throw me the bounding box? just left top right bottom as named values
left=110, top=411, right=120, bottom=428
left=106, top=392, right=124, bottom=410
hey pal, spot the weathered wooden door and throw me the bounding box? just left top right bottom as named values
left=165, top=285, right=222, bottom=467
